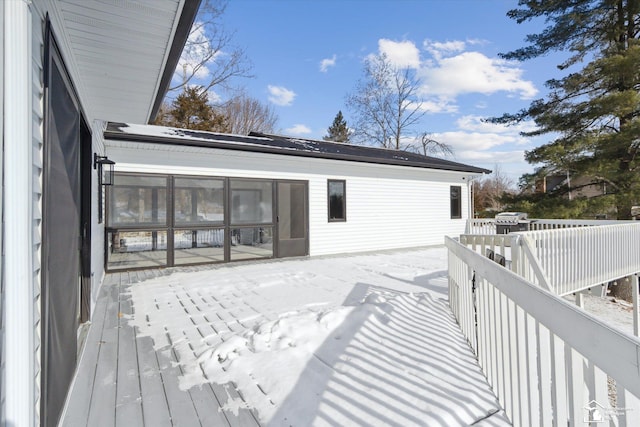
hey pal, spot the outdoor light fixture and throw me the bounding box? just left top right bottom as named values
left=94, top=153, right=115, bottom=186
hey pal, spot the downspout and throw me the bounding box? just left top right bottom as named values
left=464, top=174, right=481, bottom=235
left=4, top=1, right=35, bottom=426
left=468, top=174, right=483, bottom=219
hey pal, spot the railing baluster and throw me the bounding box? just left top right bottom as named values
left=446, top=237, right=640, bottom=427
left=537, top=323, right=553, bottom=426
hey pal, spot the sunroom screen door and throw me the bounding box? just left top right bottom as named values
left=277, top=181, right=308, bottom=258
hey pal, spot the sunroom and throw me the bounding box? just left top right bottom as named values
left=100, top=122, right=489, bottom=272
left=105, top=173, right=307, bottom=270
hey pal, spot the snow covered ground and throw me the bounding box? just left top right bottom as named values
left=575, top=292, right=636, bottom=335
left=127, top=247, right=510, bottom=426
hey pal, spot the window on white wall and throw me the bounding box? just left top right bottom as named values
left=328, top=180, right=346, bottom=222
left=450, top=185, right=462, bottom=219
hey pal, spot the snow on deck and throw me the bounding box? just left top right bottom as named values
left=122, top=247, right=509, bottom=426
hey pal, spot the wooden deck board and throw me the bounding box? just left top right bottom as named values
left=156, top=346, right=202, bottom=426
left=61, top=269, right=263, bottom=427
left=86, top=284, right=120, bottom=426
left=60, top=280, right=112, bottom=427
left=187, top=315, right=261, bottom=426
left=136, top=335, right=172, bottom=427
left=115, top=293, right=144, bottom=426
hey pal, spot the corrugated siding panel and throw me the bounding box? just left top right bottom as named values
left=105, top=142, right=471, bottom=257
left=32, top=4, right=46, bottom=421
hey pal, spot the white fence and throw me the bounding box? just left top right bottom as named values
left=466, top=218, right=631, bottom=235
left=517, top=223, right=640, bottom=296
left=447, top=237, right=640, bottom=427
left=462, top=222, right=640, bottom=297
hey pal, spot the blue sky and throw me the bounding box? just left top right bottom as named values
left=181, top=0, right=567, bottom=183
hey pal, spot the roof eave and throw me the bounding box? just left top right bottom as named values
left=104, top=129, right=491, bottom=174
left=148, top=0, right=202, bottom=123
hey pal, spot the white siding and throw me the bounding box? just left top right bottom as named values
left=0, top=1, right=4, bottom=420
left=32, top=5, right=45, bottom=423
left=105, top=141, right=473, bottom=257
left=4, top=1, right=40, bottom=424
left=91, top=120, right=107, bottom=312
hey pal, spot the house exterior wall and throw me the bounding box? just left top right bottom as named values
left=0, top=1, right=4, bottom=420
left=31, top=5, right=45, bottom=424
left=91, top=121, right=107, bottom=310
left=3, top=1, right=39, bottom=424
left=3, top=2, right=189, bottom=425
left=105, top=140, right=473, bottom=257
left=2, top=1, right=91, bottom=424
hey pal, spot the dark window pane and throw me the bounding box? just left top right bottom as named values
left=328, top=180, right=346, bottom=221
left=107, top=230, right=167, bottom=270
left=230, top=227, right=273, bottom=260
left=230, top=180, right=273, bottom=224
left=451, top=185, right=462, bottom=219
left=174, top=178, right=224, bottom=224
left=174, top=229, right=225, bottom=265
left=108, top=175, right=167, bottom=226
left=278, top=183, right=306, bottom=239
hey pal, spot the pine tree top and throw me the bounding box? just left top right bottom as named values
left=324, top=110, right=351, bottom=143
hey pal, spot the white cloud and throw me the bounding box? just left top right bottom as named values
left=267, top=85, right=296, bottom=106
left=455, top=115, right=537, bottom=139
left=360, top=39, right=538, bottom=114
left=457, top=149, right=525, bottom=163
left=320, top=55, right=337, bottom=72
left=423, top=39, right=466, bottom=60
left=432, top=130, right=517, bottom=152
left=418, top=51, right=538, bottom=99
left=417, top=97, right=458, bottom=114
left=285, top=124, right=312, bottom=135
left=378, top=39, right=421, bottom=69
left=206, top=89, right=222, bottom=104
left=431, top=116, right=536, bottom=152
left=174, top=22, right=216, bottom=83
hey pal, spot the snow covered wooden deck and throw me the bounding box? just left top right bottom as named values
left=60, top=248, right=510, bottom=426
left=60, top=267, right=261, bottom=427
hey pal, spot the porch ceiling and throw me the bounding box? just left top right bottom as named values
left=55, top=0, right=198, bottom=124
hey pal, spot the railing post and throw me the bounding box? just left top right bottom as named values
left=575, top=291, right=584, bottom=309
left=510, top=234, right=520, bottom=276
left=634, top=274, right=639, bottom=337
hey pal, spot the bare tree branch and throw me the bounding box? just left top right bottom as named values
left=221, top=91, right=279, bottom=135
left=168, top=0, right=253, bottom=96
left=346, top=53, right=426, bottom=149
left=404, top=132, right=453, bottom=157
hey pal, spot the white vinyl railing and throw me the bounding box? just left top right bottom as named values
left=466, top=218, right=631, bottom=235
left=447, top=237, right=640, bottom=427
left=464, top=220, right=640, bottom=296
left=460, top=234, right=554, bottom=293
left=516, top=223, right=640, bottom=296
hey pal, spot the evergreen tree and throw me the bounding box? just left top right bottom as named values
left=324, top=111, right=351, bottom=143
left=491, top=1, right=640, bottom=219
left=154, top=86, right=229, bottom=132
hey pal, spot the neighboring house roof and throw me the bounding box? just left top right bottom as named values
left=537, top=173, right=607, bottom=198
left=55, top=0, right=200, bottom=124
left=104, top=122, right=492, bottom=174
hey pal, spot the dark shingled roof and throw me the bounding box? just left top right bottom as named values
left=104, top=122, right=491, bottom=174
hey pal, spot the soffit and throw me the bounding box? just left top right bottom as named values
left=56, top=0, right=187, bottom=123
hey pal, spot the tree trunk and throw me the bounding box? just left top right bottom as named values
left=616, top=198, right=632, bottom=219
